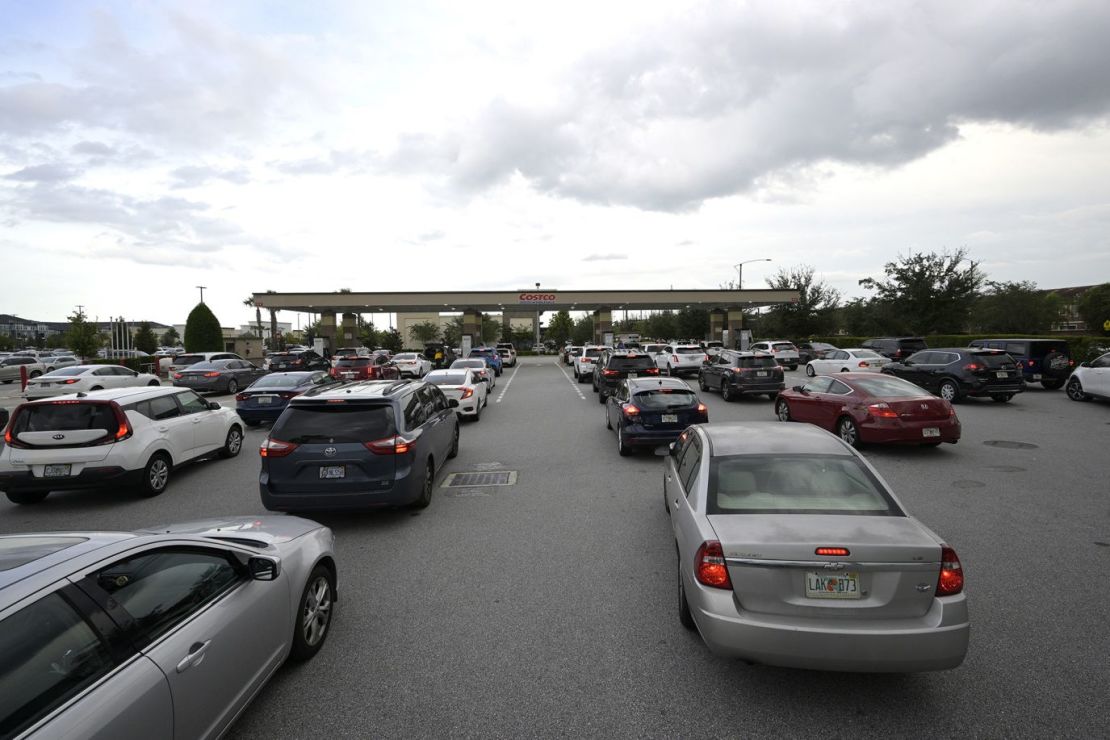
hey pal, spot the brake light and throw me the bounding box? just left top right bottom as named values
left=644, top=367, right=660, bottom=375
left=623, top=404, right=640, bottom=416
left=673, top=355, right=680, bottom=363
left=867, top=402, right=899, bottom=419
left=694, top=541, right=732, bottom=589
left=581, top=358, right=593, bottom=363
left=857, top=361, right=870, bottom=368
left=260, top=438, right=298, bottom=458
left=936, top=546, right=964, bottom=596
left=203, top=371, right=220, bottom=378
left=461, top=387, right=474, bottom=399
left=816, top=547, right=850, bottom=556
left=696, top=403, right=708, bottom=414
left=704, top=354, right=709, bottom=363
left=173, top=373, right=183, bottom=379
left=113, top=404, right=132, bottom=441
left=63, top=378, right=79, bottom=384
left=963, top=362, right=983, bottom=371
left=366, top=435, right=413, bottom=455
left=603, top=369, right=619, bottom=377
left=235, top=393, right=248, bottom=401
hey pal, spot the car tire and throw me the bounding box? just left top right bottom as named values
left=678, top=562, right=696, bottom=630
left=29, top=370, right=41, bottom=378
left=617, top=425, right=631, bottom=456
left=219, top=426, right=243, bottom=459
left=5, top=489, right=49, bottom=505
left=411, top=461, right=434, bottom=508
left=836, top=416, right=860, bottom=448
left=721, top=381, right=734, bottom=402
left=766, top=393, right=777, bottom=401
left=991, top=394, right=1014, bottom=403
left=448, top=424, right=460, bottom=458
left=775, top=399, right=791, bottom=421
left=147, top=380, right=160, bottom=386
left=289, top=564, right=335, bottom=662
left=698, top=374, right=708, bottom=392
left=473, top=403, right=481, bottom=422
left=666, top=365, right=673, bottom=376
left=2, top=379, right=12, bottom=384
left=789, top=365, right=798, bottom=371
left=598, top=389, right=606, bottom=404
left=227, top=379, right=239, bottom=395
left=1041, top=378, right=1064, bottom=390
left=1066, top=378, right=1089, bottom=401
left=805, top=364, right=816, bottom=377
left=938, top=379, right=960, bottom=403
left=137, top=453, right=172, bottom=497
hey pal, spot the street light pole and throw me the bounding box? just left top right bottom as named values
left=196, top=285, right=207, bottom=303
left=734, top=258, right=773, bottom=290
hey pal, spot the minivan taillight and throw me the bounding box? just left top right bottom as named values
left=936, top=546, right=964, bottom=596
left=694, top=541, right=732, bottom=589
left=366, top=435, right=414, bottom=455
left=260, top=439, right=298, bottom=458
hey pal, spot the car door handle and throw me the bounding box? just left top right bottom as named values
left=157, top=426, right=169, bottom=433
left=192, top=417, right=202, bottom=424
left=673, top=498, right=680, bottom=506
left=176, top=640, right=211, bottom=673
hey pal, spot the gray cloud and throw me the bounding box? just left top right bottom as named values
left=71, top=140, right=115, bottom=156
left=3, top=163, right=81, bottom=182
left=382, top=1, right=1110, bottom=211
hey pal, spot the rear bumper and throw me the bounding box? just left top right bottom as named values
left=727, top=380, right=786, bottom=395
left=260, top=470, right=420, bottom=511
left=236, top=406, right=287, bottom=423
left=620, top=427, right=686, bottom=448
left=0, top=466, right=137, bottom=492
left=860, top=417, right=961, bottom=445
left=960, top=379, right=1025, bottom=397
left=690, top=585, right=969, bottom=672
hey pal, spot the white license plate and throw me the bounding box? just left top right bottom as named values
left=805, top=571, right=861, bottom=599
left=628, top=373, right=638, bottom=379
left=756, top=371, right=768, bottom=377
left=319, top=466, right=345, bottom=479
left=996, top=371, right=1008, bottom=378
left=44, top=464, right=71, bottom=478
left=1032, top=373, right=1042, bottom=380
left=923, top=427, right=940, bottom=438
left=662, top=414, right=678, bottom=423
left=257, top=395, right=273, bottom=405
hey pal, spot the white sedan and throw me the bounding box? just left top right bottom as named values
left=42, top=355, right=80, bottom=372
left=425, top=368, right=487, bottom=420
left=392, top=352, right=433, bottom=377
left=24, top=364, right=162, bottom=400
left=805, top=348, right=890, bottom=377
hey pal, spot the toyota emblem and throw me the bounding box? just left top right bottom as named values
left=323, top=447, right=337, bottom=457
left=52, top=434, right=65, bottom=440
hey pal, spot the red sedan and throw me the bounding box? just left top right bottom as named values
left=329, top=355, right=401, bottom=381
left=774, top=372, right=960, bottom=447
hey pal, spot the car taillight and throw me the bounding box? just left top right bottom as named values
left=816, top=547, right=850, bottom=556
left=581, top=358, right=592, bottom=363
left=644, top=367, right=659, bottom=375
left=704, top=354, right=709, bottom=363
left=936, top=546, right=964, bottom=596
left=461, top=387, right=474, bottom=399
left=673, top=355, right=680, bottom=363
left=63, top=378, right=79, bottom=384
left=260, top=438, right=298, bottom=457
left=963, top=362, right=983, bottom=371
left=603, top=369, right=619, bottom=377
left=858, top=361, right=870, bottom=368
left=695, top=541, right=732, bottom=589
left=108, top=402, right=131, bottom=443
left=867, top=402, right=899, bottom=419
left=278, top=391, right=298, bottom=400
left=173, top=373, right=183, bottom=379
left=235, top=393, right=248, bottom=401
left=696, top=403, right=708, bottom=414
left=203, top=372, right=220, bottom=377
left=366, top=434, right=414, bottom=455
left=623, top=404, right=640, bottom=416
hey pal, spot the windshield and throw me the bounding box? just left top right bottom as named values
left=709, top=455, right=901, bottom=515
left=633, top=388, right=698, bottom=409
left=11, top=403, right=116, bottom=436
left=184, top=362, right=222, bottom=371
left=736, top=356, right=778, bottom=368
left=585, top=349, right=603, bottom=358
left=173, top=355, right=208, bottom=366
left=395, top=354, right=417, bottom=361
left=451, top=360, right=485, bottom=369
left=43, top=367, right=87, bottom=377
left=608, top=356, right=655, bottom=371
left=272, top=405, right=395, bottom=443
left=251, top=374, right=310, bottom=387
left=850, top=349, right=883, bottom=359
left=675, top=347, right=703, bottom=355
left=772, top=343, right=796, bottom=351
left=427, top=372, right=467, bottom=385
left=973, top=352, right=1017, bottom=369
left=336, top=358, right=371, bottom=367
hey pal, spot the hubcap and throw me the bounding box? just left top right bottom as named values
left=940, top=384, right=956, bottom=401
left=839, top=420, right=856, bottom=444
left=777, top=402, right=789, bottom=421
left=806, top=365, right=815, bottom=377
left=302, top=576, right=332, bottom=646
left=227, top=430, right=242, bottom=454
left=149, top=459, right=168, bottom=490
left=228, top=381, right=237, bottom=393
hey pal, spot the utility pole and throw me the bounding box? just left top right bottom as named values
left=196, top=285, right=207, bottom=303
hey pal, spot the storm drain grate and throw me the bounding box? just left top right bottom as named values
left=443, top=471, right=517, bottom=488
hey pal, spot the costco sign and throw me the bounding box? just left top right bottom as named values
left=518, top=292, right=557, bottom=304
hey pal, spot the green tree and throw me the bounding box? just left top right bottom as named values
left=380, top=328, right=404, bottom=353
left=1077, top=283, right=1110, bottom=336
left=511, top=326, right=533, bottom=347
left=243, top=296, right=264, bottom=342
left=65, top=309, right=101, bottom=359
left=571, top=315, right=594, bottom=345
left=359, top=318, right=381, bottom=348
left=409, top=320, right=442, bottom=345
left=442, top=317, right=464, bottom=348
left=160, top=326, right=180, bottom=346
left=643, top=310, right=678, bottom=340
left=133, top=321, right=158, bottom=354
left=546, top=310, right=573, bottom=346
left=0, top=334, right=15, bottom=350
left=481, top=316, right=502, bottom=344
left=762, top=265, right=841, bottom=338
left=676, top=307, right=709, bottom=340
left=858, top=248, right=985, bottom=334
left=184, top=302, right=224, bottom=352
left=974, top=281, right=1062, bottom=334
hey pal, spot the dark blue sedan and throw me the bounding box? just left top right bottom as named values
left=604, top=377, right=708, bottom=456
left=236, top=371, right=335, bottom=426
left=467, top=348, right=503, bottom=376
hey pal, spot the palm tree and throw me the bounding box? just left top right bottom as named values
left=243, top=297, right=263, bottom=344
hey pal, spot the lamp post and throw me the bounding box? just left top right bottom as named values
left=196, top=285, right=207, bottom=303
left=733, top=258, right=772, bottom=290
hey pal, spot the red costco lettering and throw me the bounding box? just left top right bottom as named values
left=518, top=293, right=557, bottom=302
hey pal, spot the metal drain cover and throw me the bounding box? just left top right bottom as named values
left=443, top=471, right=517, bottom=488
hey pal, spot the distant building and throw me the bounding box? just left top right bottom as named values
left=1045, top=285, right=1096, bottom=332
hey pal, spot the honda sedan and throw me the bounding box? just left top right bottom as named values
left=666, top=422, right=968, bottom=672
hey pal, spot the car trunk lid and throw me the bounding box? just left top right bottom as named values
left=886, top=396, right=952, bottom=421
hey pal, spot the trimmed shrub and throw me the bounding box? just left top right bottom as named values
left=184, top=303, right=224, bottom=352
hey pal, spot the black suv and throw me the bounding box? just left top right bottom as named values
left=967, top=338, right=1072, bottom=390
left=259, top=379, right=460, bottom=512
left=593, top=350, right=660, bottom=403
left=882, top=348, right=1024, bottom=403
left=861, top=337, right=928, bottom=361
left=267, top=350, right=332, bottom=372
left=698, top=350, right=785, bottom=401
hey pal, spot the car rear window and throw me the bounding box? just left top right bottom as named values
left=427, top=373, right=467, bottom=385
left=395, top=354, right=417, bottom=361
left=851, top=376, right=931, bottom=398
left=451, top=360, right=485, bottom=369
left=1028, top=343, right=1069, bottom=357
left=43, top=367, right=86, bottom=377
left=336, top=358, right=370, bottom=367
left=675, top=347, right=703, bottom=355
left=973, top=352, right=1016, bottom=369
left=772, top=343, right=796, bottom=351
left=633, top=389, right=698, bottom=409
left=272, top=405, right=395, bottom=443
left=608, top=356, right=655, bottom=370
left=173, top=355, right=207, bottom=366
left=736, top=356, right=778, bottom=368
left=585, top=349, right=603, bottom=358
left=898, top=339, right=927, bottom=351
left=12, top=403, right=116, bottom=435
left=709, top=455, right=901, bottom=515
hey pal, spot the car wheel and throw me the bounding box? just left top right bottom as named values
left=698, top=374, right=708, bottom=391
left=219, top=426, right=243, bottom=458
left=1041, top=378, right=1064, bottom=390
left=721, top=381, right=734, bottom=402
left=789, top=365, right=798, bottom=371
left=411, top=461, right=434, bottom=508
left=227, top=379, right=239, bottom=395
left=598, top=388, right=606, bottom=404
left=290, top=565, right=335, bottom=662
left=666, top=365, right=673, bottom=377
left=991, top=394, right=1014, bottom=403
left=805, top=364, right=816, bottom=377
left=473, top=403, right=481, bottom=422
left=617, top=425, right=631, bottom=456
left=448, top=424, right=460, bottom=458
left=5, top=489, right=49, bottom=505
left=29, top=370, right=41, bottom=378
left=1066, top=378, right=1089, bottom=401
left=766, top=393, right=777, bottom=401
left=836, top=416, right=860, bottom=448
left=938, top=379, right=960, bottom=402
left=1, top=380, right=12, bottom=384
left=147, top=379, right=160, bottom=386
left=678, top=561, right=696, bottom=630
left=138, top=453, right=172, bottom=497
left=775, top=399, right=791, bottom=421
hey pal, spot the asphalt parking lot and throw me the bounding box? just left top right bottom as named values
left=1, top=360, right=1107, bottom=737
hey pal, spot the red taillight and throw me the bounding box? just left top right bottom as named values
left=858, top=361, right=870, bottom=368
left=695, top=541, right=732, bottom=589
left=260, top=438, right=298, bottom=458
left=696, top=403, right=708, bottom=413
left=278, top=391, right=298, bottom=400
left=235, top=393, right=248, bottom=401
left=603, top=369, right=619, bottom=377
left=867, top=402, right=899, bottom=419
left=62, top=378, right=79, bottom=385
left=963, top=362, right=983, bottom=371
left=461, top=387, right=474, bottom=399
left=366, top=435, right=413, bottom=455
left=672, top=355, right=680, bottom=363
left=110, top=402, right=132, bottom=443
left=936, top=546, right=964, bottom=596
left=644, top=367, right=660, bottom=375
left=173, top=373, right=183, bottom=379
left=816, top=547, right=850, bottom=556
left=704, top=354, right=709, bottom=363
left=203, top=371, right=220, bottom=377
left=623, top=403, right=640, bottom=416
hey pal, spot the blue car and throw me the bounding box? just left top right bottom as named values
left=236, top=371, right=335, bottom=426
left=468, top=347, right=503, bottom=376
left=604, top=376, right=708, bottom=456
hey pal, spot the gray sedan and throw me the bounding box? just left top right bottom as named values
left=665, top=421, right=968, bottom=672
left=173, top=358, right=268, bottom=394
left=0, top=516, right=336, bottom=738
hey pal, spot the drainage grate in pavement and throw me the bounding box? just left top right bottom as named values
left=443, top=471, right=517, bottom=488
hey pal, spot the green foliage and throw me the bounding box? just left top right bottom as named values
left=803, top=334, right=1107, bottom=360
left=65, top=310, right=102, bottom=360
left=481, top=316, right=501, bottom=344
left=359, top=319, right=381, bottom=348
left=973, top=282, right=1062, bottom=334
left=184, top=302, right=224, bottom=352
left=442, top=317, right=463, bottom=348
left=380, top=328, right=404, bottom=353
left=1077, top=283, right=1110, bottom=336
left=761, top=265, right=841, bottom=338
left=408, top=320, right=442, bottom=345
left=133, top=322, right=159, bottom=354
left=160, top=326, right=180, bottom=346
left=676, top=307, right=709, bottom=340
left=858, top=248, right=985, bottom=334
left=546, top=310, right=574, bottom=346
left=510, top=326, right=534, bottom=346
left=571, top=315, right=594, bottom=345
left=642, top=310, right=679, bottom=340
left=0, top=333, right=16, bottom=350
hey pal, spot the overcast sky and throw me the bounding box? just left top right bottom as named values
left=2, top=0, right=1109, bottom=328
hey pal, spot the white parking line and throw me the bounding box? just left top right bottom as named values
left=495, top=365, right=519, bottom=404
left=556, top=361, right=587, bottom=401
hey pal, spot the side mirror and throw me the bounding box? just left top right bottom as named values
left=208, top=401, right=221, bottom=410
left=792, top=385, right=806, bottom=393
left=248, top=556, right=281, bottom=581
left=448, top=399, right=460, bottom=408
left=1080, top=361, right=1091, bottom=368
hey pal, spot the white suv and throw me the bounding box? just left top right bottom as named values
left=496, top=343, right=518, bottom=367
left=653, top=344, right=707, bottom=377
left=572, top=346, right=605, bottom=382
left=0, top=386, right=244, bottom=504
left=749, top=340, right=801, bottom=370
left=1066, top=352, right=1110, bottom=402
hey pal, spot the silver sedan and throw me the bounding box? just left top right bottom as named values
left=0, top=516, right=336, bottom=738
left=665, top=421, right=968, bottom=672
